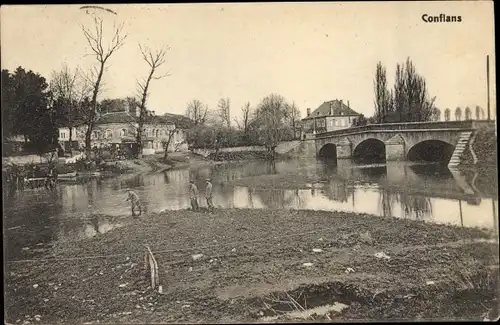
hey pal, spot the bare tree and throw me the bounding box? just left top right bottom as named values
left=431, top=107, right=441, bottom=121
left=161, top=126, right=177, bottom=160
left=285, top=101, right=300, bottom=139
left=254, top=94, right=290, bottom=159
left=235, top=101, right=252, bottom=135
left=50, top=64, right=90, bottom=156
left=455, top=107, right=462, bottom=121
left=444, top=108, right=451, bottom=121
left=217, top=97, right=231, bottom=128
left=186, top=100, right=208, bottom=126
left=475, top=106, right=484, bottom=120
left=51, top=64, right=78, bottom=100
left=464, top=106, right=472, bottom=120
left=80, top=16, right=127, bottom=156
left=135, top=44, right=170, bottom=158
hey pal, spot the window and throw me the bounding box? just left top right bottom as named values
left=106, top=129, right=113, bottom=139
left=92, top=131, right=99, bottom=139
left=121, top=129, right=127, bottom=137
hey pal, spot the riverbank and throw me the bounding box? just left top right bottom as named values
left=5, top=209, right=499, bottom=324
left=101, top=155, right=174, bottom=174
left=461, top=125, right=497, bottom=168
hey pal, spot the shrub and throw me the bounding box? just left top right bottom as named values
left=74, top=157, right=87, bottom=172
left=121, top=146, right=134, bottom=159
left=187, top=126, right=263, bottom=149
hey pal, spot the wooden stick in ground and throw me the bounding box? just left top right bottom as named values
left=146, top=246, right=160, bottom=289
left=148, top=254, right=155, bottom=289
left=145, top=245, right=160, bottom=289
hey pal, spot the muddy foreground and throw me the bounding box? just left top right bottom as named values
left=5, top=209, right=500, bottom=323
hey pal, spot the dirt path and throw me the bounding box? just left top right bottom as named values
left=4, top=209, right=499, bottom=324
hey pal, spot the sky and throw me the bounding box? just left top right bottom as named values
left=1, top=2, right=496, bottom=120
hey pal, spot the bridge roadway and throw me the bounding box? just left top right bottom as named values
left=313, top=120, right=493, bottom=163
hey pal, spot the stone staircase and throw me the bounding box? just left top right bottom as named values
left=448, top=131, right=473, bottom=168
left=275, top=140, right=302, bottom=155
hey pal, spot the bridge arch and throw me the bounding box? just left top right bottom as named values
left=407, top=140, right=454, bottom=164
left=353, top=138, right=386, bottom=163
left=318, top=143, right=337, bottom=161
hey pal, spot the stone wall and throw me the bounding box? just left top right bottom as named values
left=292, top=140, right=317, bottom=157
left=192, top=141, right=317, bottom=158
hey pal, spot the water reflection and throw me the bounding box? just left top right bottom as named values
left=3, top=190, right=63, bottom=259
left=4, top=159, right=498, bottom=260
left=56, top=215, right=124, bottom=243
left=378, top=191, right=433, bottom=221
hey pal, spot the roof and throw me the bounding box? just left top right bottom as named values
left=160, top=113, right=195, bottom=129
left=143, top=115, right=169, bottom=125
left=95, top=112, right=137, bottom=125
left=303, top=99, right=360, bottom=119
left=90, top=111, right=194, bottom=129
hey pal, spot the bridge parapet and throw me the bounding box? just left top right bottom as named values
left=314, top=120, right=494, bottom=138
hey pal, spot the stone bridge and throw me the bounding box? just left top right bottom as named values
left=313, top=120, right=493, bottom=164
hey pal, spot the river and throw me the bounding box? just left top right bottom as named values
left=3, top=158, right=498, bottom=260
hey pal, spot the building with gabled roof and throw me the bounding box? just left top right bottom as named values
left=58, top=99, right=190, bottom=156
left=301, top=99, right=361, bottom=137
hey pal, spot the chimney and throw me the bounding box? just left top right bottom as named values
left=330, top=102, right=334, bottom=115
left=347, top=100, right=350, bottom=108
left=307, top=108, right=311, bottom=116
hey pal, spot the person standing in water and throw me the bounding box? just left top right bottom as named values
left=205, top=179, right=214, bottom=212
left=124, top=188, right=142, bottom=217
left=188, top=180, right=199, bottom=211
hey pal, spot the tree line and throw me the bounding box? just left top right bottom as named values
left=184, top=94, right=301, bottom=158
left=2, top=12, right=303, bottom=161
